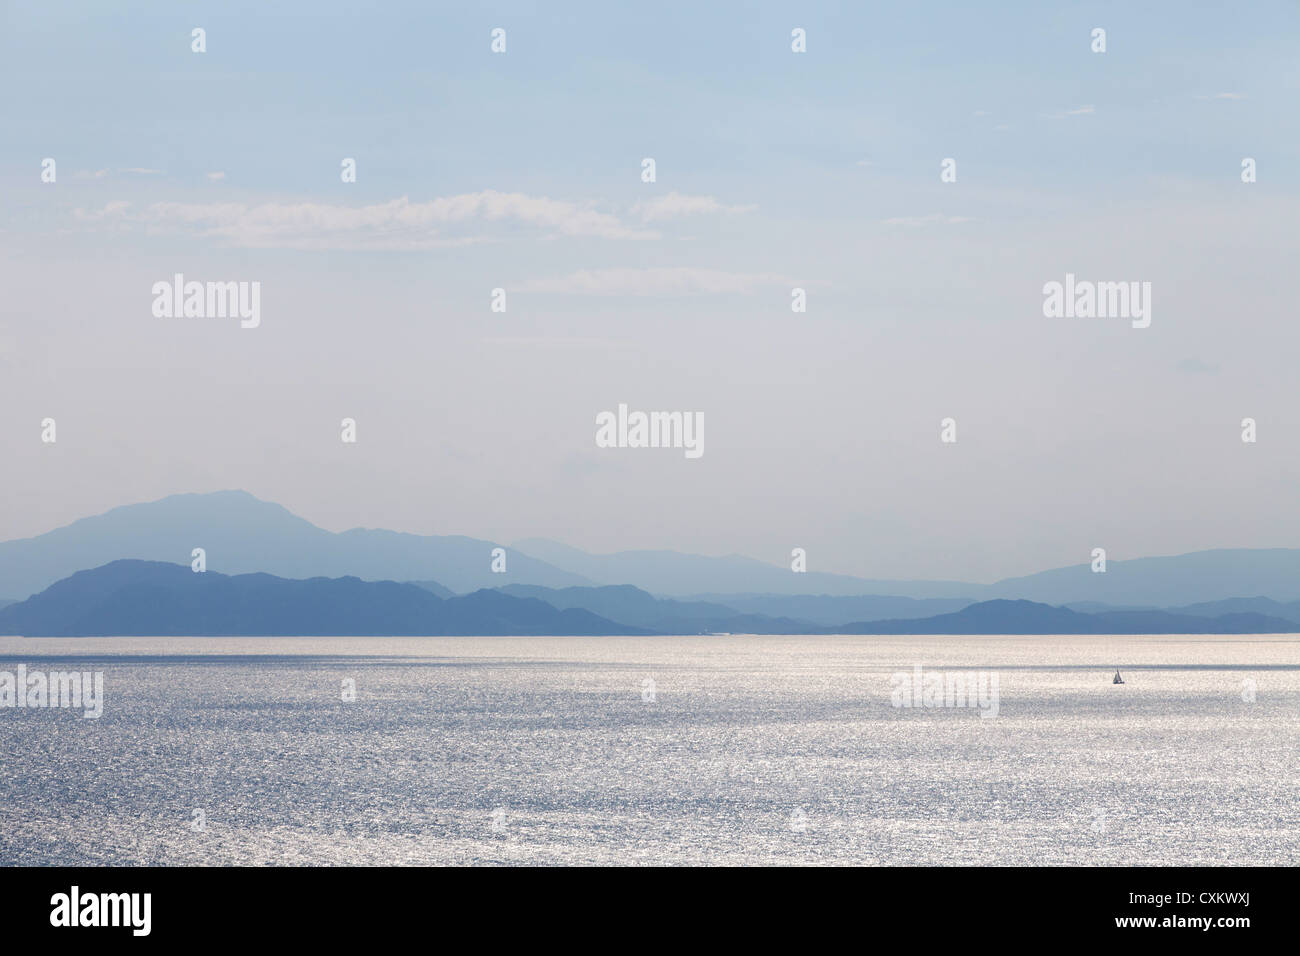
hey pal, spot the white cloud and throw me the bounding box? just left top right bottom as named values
left=630, top=191, right=755, bottom=222
left=1043, top=105, right=1095, bottom=119
left=71, top=190, right=660, bottom=249
left=72, top=200, right=131, bottom=222
left=120, top=167, right=162, bottom=175
left=206, top=171, right=226, bottom=181
left=514, top=267, right=799, bottom=296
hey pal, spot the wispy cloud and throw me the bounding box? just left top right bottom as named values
left=630, top=192, right=755, bottom=222
left=72, top=200, right=131, bottom=221
left=515, top=267, right=799, bottom=296
left=73, top=167, right=161, bottom=179
left=206, top=171, right=226, bottom=181
left=1043, top=105, right=1095, bottom=119
left=70, top=190, right=660, bottom=249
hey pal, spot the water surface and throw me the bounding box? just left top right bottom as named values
left=1, top=634, right=1296, bottom=865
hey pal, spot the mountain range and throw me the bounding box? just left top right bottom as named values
left=494, top=583, right=811, bottom=634
left=2, top=491, right=1300, bottom=635
left=0, top=491, right=589, bottom=599
left=510, top=536, right=977, bottom=598
left=821, top=599, right=1297, bottom=635
left=0, top=561, right=644, bottom=637
left=2, top=561, right=1298, bottom=637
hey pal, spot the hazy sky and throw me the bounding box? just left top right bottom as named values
left=2, top=1, right=1298, bottom=582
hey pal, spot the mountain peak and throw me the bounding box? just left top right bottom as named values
left=0, top=494, right=589, bottom=599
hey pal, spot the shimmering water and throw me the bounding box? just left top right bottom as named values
left=1, top=635, right=1297, bottom=866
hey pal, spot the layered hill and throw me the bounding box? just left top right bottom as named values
left=0, top=491, right=589, bottom=599
left=0, top=560, right=642, bottom=637
left=494, top=583, right=812, bottom=634
left=824, top=599, right=1297, bottom=635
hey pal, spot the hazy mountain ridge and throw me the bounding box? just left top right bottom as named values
left=511, top=537, right=980, bottom=598
left=0, top=561, right=644, bottom=637
left=408, top=580, right=456, bottom=599
left=0, top=491, right=591, bottom=599
left=1167, top=596, right=1300, bottom=619
left=489, top=586, right=1300, bottom=634
left=986, top=550, right=1300, bottom=606
left=2, top=562, right=1296, bottom=637
left=5, top=493, right=1300, bottom=620
left=496, top=583, right=814, bottom=634
left=513, top=538, right=1300, bottom=606
left=823, top=599, right=1297, bottom=635
left=682, top=593, right=976, bottom=625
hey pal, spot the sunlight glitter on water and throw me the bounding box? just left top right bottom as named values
left=1, top=634, right=1297, bottom=865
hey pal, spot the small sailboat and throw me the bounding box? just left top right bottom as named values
left=1112, top=668, right=1125, bottom=685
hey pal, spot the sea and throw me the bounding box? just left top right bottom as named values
left=1, top=634, right=1297, bottom=866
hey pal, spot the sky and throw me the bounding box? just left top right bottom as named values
left=2, top=0, right=1298, bottom=583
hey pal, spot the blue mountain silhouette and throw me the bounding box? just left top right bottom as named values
left=0, top=560, right=644, bottom=637
left=0, top=491, right=589, bottom=599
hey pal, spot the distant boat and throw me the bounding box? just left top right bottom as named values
left=1112, top=669, right=1125, bottom=685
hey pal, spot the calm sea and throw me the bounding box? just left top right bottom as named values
left=1, top=635, right=1297, bottom=865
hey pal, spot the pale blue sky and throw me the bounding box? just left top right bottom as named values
left=2, top=1, right=1298, bottom=581
left=6, top=1, right=1298, bottom=194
